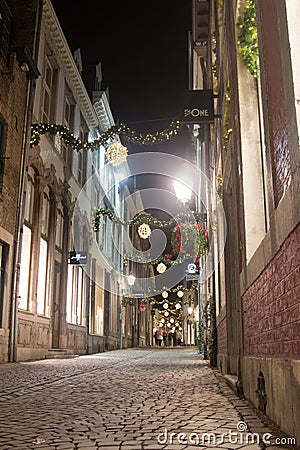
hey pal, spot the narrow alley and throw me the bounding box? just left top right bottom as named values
left=0, top=348, right=294, bottom=450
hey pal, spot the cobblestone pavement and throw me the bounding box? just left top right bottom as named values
left=0, top=348, right=296, bottom=450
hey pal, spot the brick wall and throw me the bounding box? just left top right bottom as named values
left=0, top=63, right=27, bottom=236
left=242, top=224, right=300, bottom=358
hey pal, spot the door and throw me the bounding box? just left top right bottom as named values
left=52, top=261, right=61, bottom=348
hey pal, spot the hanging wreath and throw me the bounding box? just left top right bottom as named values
left=170, top=222, right=208, bottom=262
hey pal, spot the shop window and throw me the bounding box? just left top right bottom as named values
left=19, top=174, right=35, bottom=310
left=66, top=264, right=86, bottom=325
left=37, top=188, right=50, bottom=315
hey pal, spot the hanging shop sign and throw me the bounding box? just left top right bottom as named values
left=178, top=90, right=214, bottom=124
left=68, top=251, right=88, bottom=265
left=185, top=262, right=199, bottom=280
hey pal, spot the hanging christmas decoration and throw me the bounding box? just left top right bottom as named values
left=30, top=120, right=181, bottom=150
left=163, top=302, right=169, bottom=310
left=177, top=290, right=184, bottom=298
left=105, top=141, right=128, bottom=166
left=156, top=262, right=167, bottom=274
left=175, top=302, right=182, bottom=310
left=148, top=283, right=198, bottom=298
left=138, top=223, right=152, bottom=239
left=171, top=222, right=208, bottom=262
left=93, top=208, right=206, bottom=230
left=162, top=291, right=169, bottom=299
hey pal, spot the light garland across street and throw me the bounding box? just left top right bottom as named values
left=30, top=120, right=181, bottom=149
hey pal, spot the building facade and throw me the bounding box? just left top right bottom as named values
left=0, top=0, right=135, bottom=362
left=191, top=0, right=299, bottom=442
left=0, top=0, right=40, bottom=363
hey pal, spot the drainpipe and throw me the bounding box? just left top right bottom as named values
left=9, top=0, right=43, bottom=362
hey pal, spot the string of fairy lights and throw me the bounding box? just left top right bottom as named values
left=93, top=208, right=206, bottom=230
left=30, top=120, right=181, bottom=150
left=93, top=208, right=208, bottom=269
left=122, top=285, right=197, bottom=318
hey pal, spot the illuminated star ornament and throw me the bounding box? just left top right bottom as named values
left=138, top=223, right=152, bottom=239
left=105, top=141, right=128, bottom=166
left=156, top=263, right=167, bottom=274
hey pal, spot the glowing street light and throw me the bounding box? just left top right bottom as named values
left=173, top=181, right=192, bottom=203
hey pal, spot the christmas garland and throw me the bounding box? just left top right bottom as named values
left=93, top=208, right=206, bottom=231
left=123, top=251, right=200, bottom=268
left=237, top=0, right=259, bottom=78
left=30, top=120, right=181, bottom=150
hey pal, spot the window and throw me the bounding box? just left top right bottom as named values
left=66, top=265, right=86, bottom=325
left=55, top=207, right=63, bottom=249
left=94, top=187, right=99, bottom=209
left=37, top=188, right=50, bottom=316
left=61, top=88, right=74, bottom=167
left=92, top=150, right=99, bottom=175
left=0, top=0, right=12, bottom=64
left=41, top=56, right=55, bottom=123
left=0, top=241, right=7, bottom=328
left=19, top=174, right=35, bottom=310
left=78, top=125, right=88, bottom=186
left=89, top=260, right=104, bottom=335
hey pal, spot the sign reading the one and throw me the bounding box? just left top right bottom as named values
left=178, top=90, right=214, bottom=124
left=68, top=251, right=88, bottom=265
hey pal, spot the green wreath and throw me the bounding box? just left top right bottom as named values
left=168, top=222, right=208, bottom=263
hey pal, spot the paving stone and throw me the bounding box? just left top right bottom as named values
left=0, top=348, right=292, bottom=450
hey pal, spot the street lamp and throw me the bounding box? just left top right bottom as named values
left=127, top=274, right=136, bottom=347
left=173, top=181, right=192, bottom=204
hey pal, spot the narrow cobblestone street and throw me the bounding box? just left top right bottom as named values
left=0, top=348, right=294, bottom=450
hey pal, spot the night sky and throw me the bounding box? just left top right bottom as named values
left=51, top=0, right=193, bottom=163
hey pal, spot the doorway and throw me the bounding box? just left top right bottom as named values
left=52, top=261, right=61, bottom=348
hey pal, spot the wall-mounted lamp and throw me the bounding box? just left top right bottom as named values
left=12, top=46, right=40, bottom=80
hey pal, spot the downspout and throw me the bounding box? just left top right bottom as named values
left=9, top=0, right=43, bottom=362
